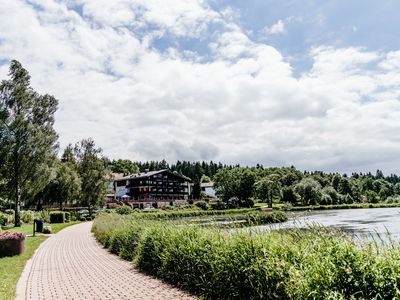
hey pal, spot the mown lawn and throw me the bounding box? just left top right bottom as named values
left=0, top=221, right=80, bottom=300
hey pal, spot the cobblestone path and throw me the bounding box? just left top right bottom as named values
left=16, top=222, right=197, bottom=300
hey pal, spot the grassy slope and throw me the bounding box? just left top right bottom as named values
left=0, top=221, right=80, bottom=300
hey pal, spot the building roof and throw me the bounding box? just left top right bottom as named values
left=200, top=182, right=214, bottom=188
left=115, top=169, right=192, bottom=182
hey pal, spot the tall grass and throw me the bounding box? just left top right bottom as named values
left=128, top=208, right=257, bottom=219
left=93, top=213, right=400, bottom=299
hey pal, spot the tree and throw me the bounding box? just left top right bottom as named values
left=295, top=178, right=322, bottom=205
left=0, top=60, right=58, bottom=226
left=201, top=175, right=211, bottom=183
left=61, top=144, right=76, bottom=164
left=43, top=161, right=81, bottom=209
left=321, top=186, right=340, bottom=204
left=255, top=174, right=281, bottom=207
left=110, top=159, right=139, bottom=175
left=74, top=139, right=108, bottom=216
left=281, top=186, right=299, bottom=204
left=237, top=169, right=256, bottom=206
left=213, top=168, right=256, bottom=207
left=337, top=177, right=352, bottom=196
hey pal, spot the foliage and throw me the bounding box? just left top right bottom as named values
left=49, top=211, right=69, bottom=223
left=255, top=174, right=281, bottom=207
left=195, top=202, right=209, bottom=210
left=93, top=213, right=400, bottom=300
left=109, top=159, right=139, bottom=176
left=0, top=60, right=58, bottom=226
left=210, top=200, right=228, bottom=210
left=74, top=138, right=108, bottom=215
left=0, top=213, right=8, bottom=226
left=214, top=168, right=256, bottom=206
left=41, top=161, right=81, bottom=209
left=20, top=210, right=34, bottom=224
left=115, top=206, right=132, bottom=215
left=295, top=178, right=322, bottom=205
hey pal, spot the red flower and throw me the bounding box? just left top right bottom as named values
left=0, top=231, right=26, bottom=240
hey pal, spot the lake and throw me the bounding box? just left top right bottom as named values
left=255, top=207, right=400, bottom=243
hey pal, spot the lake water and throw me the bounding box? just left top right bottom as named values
left=255, top=207, right=400, bottom=243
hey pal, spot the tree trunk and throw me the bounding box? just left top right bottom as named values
left=88, top=197, right=92, bottom=217
left=14, top=185, right=21, bottom=227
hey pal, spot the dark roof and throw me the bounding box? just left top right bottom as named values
left=115, top=169, right=192, bottom=182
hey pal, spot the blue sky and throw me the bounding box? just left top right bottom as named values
left=1, top=0, right=400, bottom=173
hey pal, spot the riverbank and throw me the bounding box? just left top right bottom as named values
left=283, top=202, right=400, bottom=211
left=93, top=213, right=400, bottom=299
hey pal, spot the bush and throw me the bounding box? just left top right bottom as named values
left=246, top=211, right=288, bottom=225
left=211, top=200, right=228, bottom=210
left=35, top=210, right=50, bottom=223
left=64, top=212, right=70, bottom=222
left=21, top=210, right=35, bottom=224
left=0, top=212, right=8, bottom=226
left=195, top=202, right=209, bottom=210
left=50, top=211, right=68, bottom=223
left=115, top=206, right=132, bottom=215
left=4, top=209, right=14, bottom=215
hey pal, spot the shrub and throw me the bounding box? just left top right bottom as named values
left=50, top=211, right=68, bottom=223
left=35, top=210, right=50, bottom=223
left=211, top=200, right=228, bottom=210
left=21, top=210, right=35, bottom=224
left=64, top=212, right=70, bottom=222
left=195, top=202, right=209, bottom=210
left=4, top=209, right=14, bottom=215
left=0, top=212, right=9, bottom=226
left=245, top=211, right=288, bottom=225
left=115, top=206, right=132, bottom=215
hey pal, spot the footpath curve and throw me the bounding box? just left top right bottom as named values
left=16, top=222, right=196, bottom=300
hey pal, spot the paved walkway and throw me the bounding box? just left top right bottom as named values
left=16, top=222, right=197, bottom=300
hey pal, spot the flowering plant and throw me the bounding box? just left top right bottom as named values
left=0, top=231, right=26, bottom=241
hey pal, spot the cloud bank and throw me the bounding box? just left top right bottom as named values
left=1, top=0, right=400, bottom=173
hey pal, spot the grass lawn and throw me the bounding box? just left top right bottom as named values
left=0, top=221, right=80, bottom=300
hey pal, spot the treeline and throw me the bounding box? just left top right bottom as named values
left=213, top=167, right=400, bottom=207
left=108, top=159, right=237, bottom=179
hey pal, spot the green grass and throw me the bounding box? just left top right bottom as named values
left=0, top=221, right=80, bottom=300
left=93, top=212, right=400, bottom=299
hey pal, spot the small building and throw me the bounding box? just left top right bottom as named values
left=201, top=182, right=216, bottom=198
left=113, top=169, right=192, bottom=208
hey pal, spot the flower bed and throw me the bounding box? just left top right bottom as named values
left=0, top=232, right=26, bottom=257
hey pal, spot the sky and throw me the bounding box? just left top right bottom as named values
left=1, top=0, right=400, bottom=174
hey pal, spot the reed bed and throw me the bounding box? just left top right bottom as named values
left=93, top=213, right=400, bottom=299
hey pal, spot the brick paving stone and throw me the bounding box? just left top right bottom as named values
left=16, top=222, right=197, bottom=300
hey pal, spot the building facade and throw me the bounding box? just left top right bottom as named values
left=114, top=169, right=192, bottom=207
left=200, top=182, right=216, bottom=198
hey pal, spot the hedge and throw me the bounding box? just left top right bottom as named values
left=49, top=211, right=70, bottom=223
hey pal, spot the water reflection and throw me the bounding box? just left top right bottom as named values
left=254, top=207, right=400, bottom=244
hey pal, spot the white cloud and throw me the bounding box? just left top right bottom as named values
left=1, top=0, right=400, bottom=173
left=261, top=19, right=285, bottom=36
